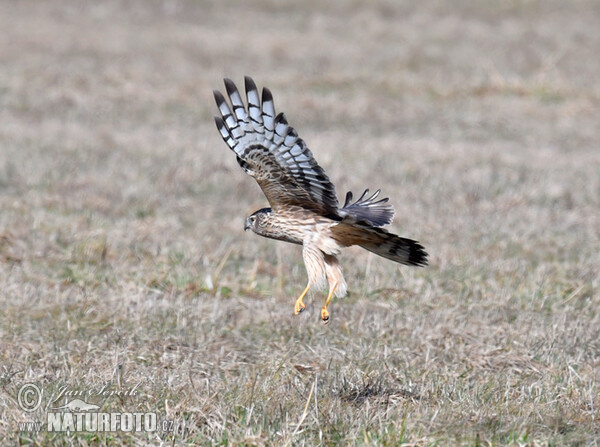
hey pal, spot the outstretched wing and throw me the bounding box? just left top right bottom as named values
left=339, top=189, right=395, bottom=227
left=214, top=77, right=339, bottom=216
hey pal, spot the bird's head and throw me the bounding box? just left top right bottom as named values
left=244, top=208, right=272, bottom=235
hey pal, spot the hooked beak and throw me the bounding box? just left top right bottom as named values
left=244, top=219, right=250, bottom=231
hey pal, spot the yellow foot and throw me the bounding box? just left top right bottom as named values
left=321, top=307, right=330, bottom=324
left=294, top=299, right=306, bottom=315
left=294, top=284, right=311, bottom=315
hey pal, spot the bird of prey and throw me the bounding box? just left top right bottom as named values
left=213, top=77, right=427, bottom=323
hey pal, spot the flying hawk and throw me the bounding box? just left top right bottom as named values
left=214, top=77, right=427, bottom=323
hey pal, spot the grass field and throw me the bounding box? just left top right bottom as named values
left=1, top=0, right=599, bottom=445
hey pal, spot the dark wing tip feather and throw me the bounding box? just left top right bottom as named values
left=213, top=89, right=226, bottom=106
left=214, top=115, right=226, bottom=134
left=275, top=112, right=288, bottom=125
left=223, top=78, right=237, bottom=94
left=244, top=76, right=257, bottom=91
left=344, top=191, right=353, bottom=207
left=262, top=87, right=273, bottom=104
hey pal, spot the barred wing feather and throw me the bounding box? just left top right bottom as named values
left=214, top=77, right=339, bottom=216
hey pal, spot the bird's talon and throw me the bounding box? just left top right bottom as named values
left=321, top=308, right=330, bottom=324
left=294, top=301, right=306, bottom=315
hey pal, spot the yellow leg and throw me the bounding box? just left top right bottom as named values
left=294, top=284, right=310, bottom=315
left=321, top=282, right=337, bottom=324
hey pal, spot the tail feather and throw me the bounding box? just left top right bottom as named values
left=339, top=189, right=395, bottom=227
left=361, top=227, right=428, bottom=266
left=333, top=222, right=428, bottom=267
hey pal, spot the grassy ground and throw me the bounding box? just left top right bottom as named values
left=1, top=0, right=599, bottom=445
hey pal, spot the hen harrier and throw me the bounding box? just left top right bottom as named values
left=214, top=77, right=427, bottom=323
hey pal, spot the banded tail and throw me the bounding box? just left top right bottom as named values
left=333, top=222, right=428, bottom=267
left=360, top=230, right=428, bottom=266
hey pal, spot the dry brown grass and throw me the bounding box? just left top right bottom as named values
left=1, top=0, right=599, bottom=445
